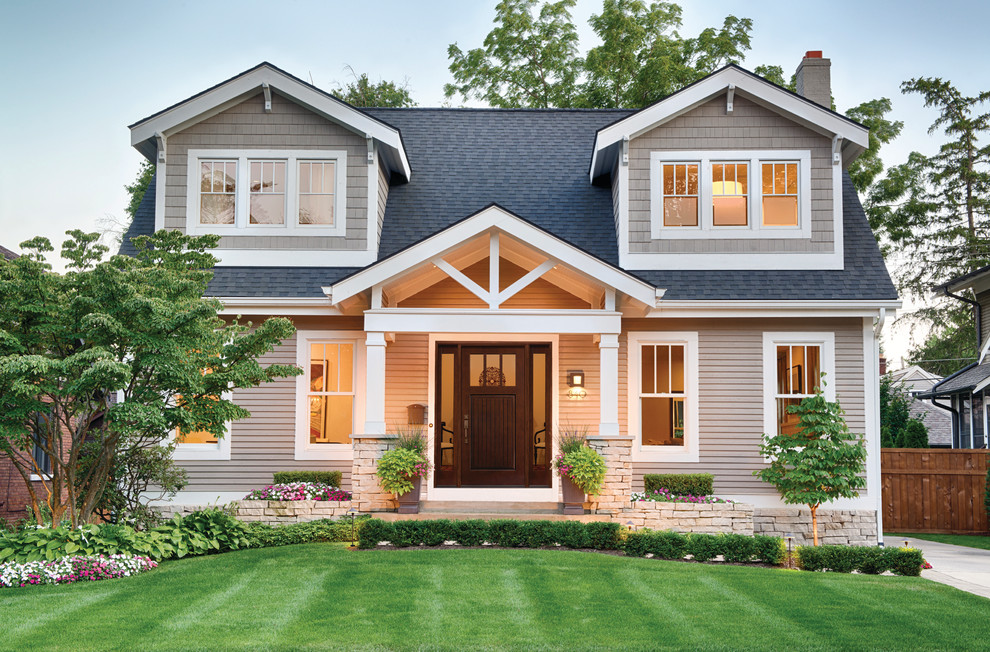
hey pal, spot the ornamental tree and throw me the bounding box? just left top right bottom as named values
left=0, top=230, right=300, bottom=526
left=755, top=386, right=868, bottom=546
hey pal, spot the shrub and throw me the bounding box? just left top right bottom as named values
left=391, top=521, right=425, bottom=548
left=520, top=521, right=556, bottom=548
left=553, top=521, right=590, bottom=549
left=720, top=534, right=757, bottom=563
left=272, top=471, right=343, bottom=487
left=856, top=547, right=894, bottom=575
left=752, top=535, right=786, bottom=565
left=796, top=544, right=922, bottom=574
left=245, top=517, right=366, bottom=548
left=623, top=530, right=688, bottom=559
left=643, top=474, right=714, bottom=497
left=421, top=520, right=453, bottom=547
left=889, top=547, right=925, bottom=577
left=585, top=522, right=623, bottom=550
left=487, top=520, right=525, bottom=547
left=358, top=519, right=395, bottom=549
left=687, top=533, right=723, bottom=562
left=452, top=520, right=488, bottom=547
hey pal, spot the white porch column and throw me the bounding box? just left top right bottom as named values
left=598, top=333, right=620, bottom=437
left=364, top=331, right=387, bottom=435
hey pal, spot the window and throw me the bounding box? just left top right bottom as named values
left=661, top=163, right=699, bottom=227
left=172, top=368, right=231, bottom=461
left=712, top=162, right=748, bottom=226
left=762, top=162, right=798, bottom=226
left=763, top=332, right=835, bottom=440
left=628, top=332, right=699, bottom=462
left=186, top=149, right=347, bottom=237
left=650, top=150, right=812, bottom=239
left=295, top=331, right=365, bottom=460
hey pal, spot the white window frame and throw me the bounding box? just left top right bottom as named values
left=294, top=330, right=365, bottom=461
left=650, top=150, right=812, bottom=240
left=186, top=149, right=347, bottom=238
left=762, top=332, right=836, bottom=441
left=627, top=331, right=699, bottom=463
left=171, top=389, right=233, bottom=461
left=658, top=161, right=701, bottom=231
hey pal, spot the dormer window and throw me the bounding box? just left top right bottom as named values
left=186, top=149, right=347, bottom=237
left=650, top=150, right=812, bottom=239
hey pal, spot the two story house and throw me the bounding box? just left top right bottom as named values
left=121, top=53, right=898, bottom=543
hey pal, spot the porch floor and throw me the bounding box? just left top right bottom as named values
left=373, top=511, right=611, bottom=522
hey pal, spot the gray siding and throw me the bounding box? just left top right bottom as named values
left=164, top=91, right=369, bottom=251
left=377, top=158, right=390, bottom=246
left=621, top=317, right=867, bottom=495
left=627, top=95, right=834, bottom=254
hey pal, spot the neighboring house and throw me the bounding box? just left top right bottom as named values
left=917, top=267, right=990, bottom=449
left=0, top=246, right=55, bottom=523
left=119, top=54, right=898, bottom=541
left=886, top=365, right=952, bottom=447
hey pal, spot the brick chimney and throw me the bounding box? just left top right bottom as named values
left=795, top=51, right=831, bottom=108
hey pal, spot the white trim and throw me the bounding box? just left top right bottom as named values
left=761, top=331, right=837, bottom=442
left=367, top=143, right=380, bottom=258
left=724, top=493, right=879, bottom=510
left=365, top=309, right=621, bottom=335
left=590, top=67, right=868, bottom=179
left=626, top=331, right=700, bottom=463
left=648, top=151, right=813, bottom=240
left=172, top=391, right=233, bottom=461
left=154, top=152, right=166, bottom=232
left=29, top=474, right=51, bottom=482
left=425, top=333, right=560, bottom=502
left=130, top=63, right=411, bottom=180
left=210, top=249, right=377, bottom=267
left=216, top=297, right=341, bottom=316
left=185, top=149, right=347, bottom=238
left=294, top=330, right=366, bottom=460
left=622, top=250, right=844, bottom=270
left=864, top=317, right=883, bottom=542
left=331, top=205, right=657, bottom=307
left=648, top=300, right=901, bottom=319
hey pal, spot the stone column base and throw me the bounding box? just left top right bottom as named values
left=351, top=434, right=398, bottom=512
left=585, top=435, right=633, bottom=515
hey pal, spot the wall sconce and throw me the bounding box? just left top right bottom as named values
left=567, top=370, right=587, bottom=399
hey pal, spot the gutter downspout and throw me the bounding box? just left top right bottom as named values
left=873, top=309, right=886, bottom=547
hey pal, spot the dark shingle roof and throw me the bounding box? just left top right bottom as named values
left=118, top=173, right=156, bottom=257
left=118, top=108, right=896, bottom=302
left=923, top=362, right=990, bottom=396
left=0, top=244, right=17, bottom=260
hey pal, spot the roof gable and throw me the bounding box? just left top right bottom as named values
left=129, top=62, right=411, bottom=180
left=0, top=244, right=17, bottom=260
left=590, top=65, right=869, bottom=179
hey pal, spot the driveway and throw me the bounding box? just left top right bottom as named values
left=898, top=536, right=990, bottom=600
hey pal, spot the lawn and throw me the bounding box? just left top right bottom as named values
left=888, top=532, right=990, bottom=551
left=1, top=544, right=987, bottom=651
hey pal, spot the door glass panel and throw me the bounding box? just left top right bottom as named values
left=502, top=354, right=516, bottom=386
left=470, top=354, right=484, bottom=387
left=473, top=352, right=514, bottom=386
left=440, top=353, right=455, bottom=469
left=532, top=353, right=547, bottom=469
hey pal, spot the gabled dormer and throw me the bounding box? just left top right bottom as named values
left=591, top=55, right=869, bottom=271
left=129, top=62, right=411, bottom=267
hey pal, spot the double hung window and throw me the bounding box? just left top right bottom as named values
left=295, top=331, right=364, bottom=460
left=763, top=333, right=835, bottom=439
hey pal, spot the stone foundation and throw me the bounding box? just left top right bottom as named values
left=585, top=435, right=633, bottom=515
left=351, top=434, right=397, bottom=512
left=620, top=501, right=754, bottom=535
left=754, top=507, right=878, bottom=546
left=157, top=500, right=354, bottom=525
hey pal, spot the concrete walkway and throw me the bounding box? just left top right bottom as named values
left=896, top=536, right=990, bottom=599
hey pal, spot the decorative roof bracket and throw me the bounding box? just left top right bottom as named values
left=726, top=84, right=735, bottom=113
left=262, top=82, right=272, bottom=113
left=832, top=134, right=843, bottom=165
left=155, top=132, right=166, bottom=164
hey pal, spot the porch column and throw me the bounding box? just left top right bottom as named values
left=598, top=333, right=620, bottom=437
left=364, top=331, right=387, bottom=435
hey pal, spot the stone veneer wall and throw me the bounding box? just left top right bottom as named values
left=621, top=502, right=754, bottom=535
left=753, top=507, right=878, bottom=546
left=351, top=434, right=397, bottom=512
left=586, top=435, right=633, bottom=515
left=158, top=500, right=354, bottom=525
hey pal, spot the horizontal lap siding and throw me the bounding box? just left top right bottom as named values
left=377, top=162, right=389, bottom=245
left=622, top=318, right=867, bottom=495
left=385, top=333, right=429, bottom=426
left=559, top=335, right=601, bottom=437
left=164, top=91, right=369, bottom=251
left=627, top=95, right=834, bottom=254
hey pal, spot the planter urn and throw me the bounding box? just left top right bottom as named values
left=396, top=476, right=422, bottom=514
left=561, top=476, right=585, bottom=515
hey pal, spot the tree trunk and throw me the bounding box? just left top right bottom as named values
left=810, top=504, right=820, bottom=546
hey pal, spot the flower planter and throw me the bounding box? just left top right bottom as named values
left=396, top=476, right=422, bottom=514
left=561, top=476, right=585, bottom=515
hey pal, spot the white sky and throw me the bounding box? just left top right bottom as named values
left=2, top=0, right=987, bottom=367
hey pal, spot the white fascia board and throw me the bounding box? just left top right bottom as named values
left=209, top=248, right=377, bottom=267
left=646, top=300, right=900, bottom=319
left=620, top=250, right=845, bottom=270
left=364, top=309, right=621, bottom=334
left=129, top=64, right=411, bottom=180
left=590, top=67, right=869, bottom=180
left=216, top=297, right=342, bottom=316
left=330, top=205, right=657, bottom=306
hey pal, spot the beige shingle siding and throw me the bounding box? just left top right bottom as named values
left=377, top=161, right=390, bottom=246
left=626, top=95, right=834, bottom=254
left=164, top=91, right=369, bottom=250
left=621, top=317, right=866, bottom=495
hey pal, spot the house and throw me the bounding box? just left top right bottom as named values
left=917, top=266, right=990, bottom=449
left=0, top=245, right=17, bottom=261
left=886, top=365, right=951, bottom=447
left=120, top=53, right=898, bottom=544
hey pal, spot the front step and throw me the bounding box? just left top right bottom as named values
left=419, top=501, right=563, bottom=514
left=374, top=511, right=611, bottom=522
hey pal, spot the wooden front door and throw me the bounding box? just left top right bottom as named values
left=435, top=343, right=551, bottom=488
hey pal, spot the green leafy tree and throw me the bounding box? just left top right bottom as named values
left=846, top=98, right=905, bottom=197
left=0, top=230, right=300, bottom=526
left=582, top=0, right=751, bottom=108
left=445, top=0, right=584, bottom=108
left=879, top=375, right=929, bottom=448
left=755, top=386, right=868, bottom=546
left=125, top=160, right=155, bottom=220
left=332, top=68, right=416, bottom=108
left=907, top=303, right=977, bottom=376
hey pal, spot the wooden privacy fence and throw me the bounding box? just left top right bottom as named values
left=881, top=449, right=989, bottom=534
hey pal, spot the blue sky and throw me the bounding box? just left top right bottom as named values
left=1, top=0, right=987, bottom=362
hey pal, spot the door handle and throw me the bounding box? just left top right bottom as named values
left=463, top=414, right=469, bottom=444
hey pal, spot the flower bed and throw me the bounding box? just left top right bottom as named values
left=631, top=488, right=733, bottom=504
left=244, top=482, right=351, bottom=501
left=0, top=554, right=157, bottom=588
